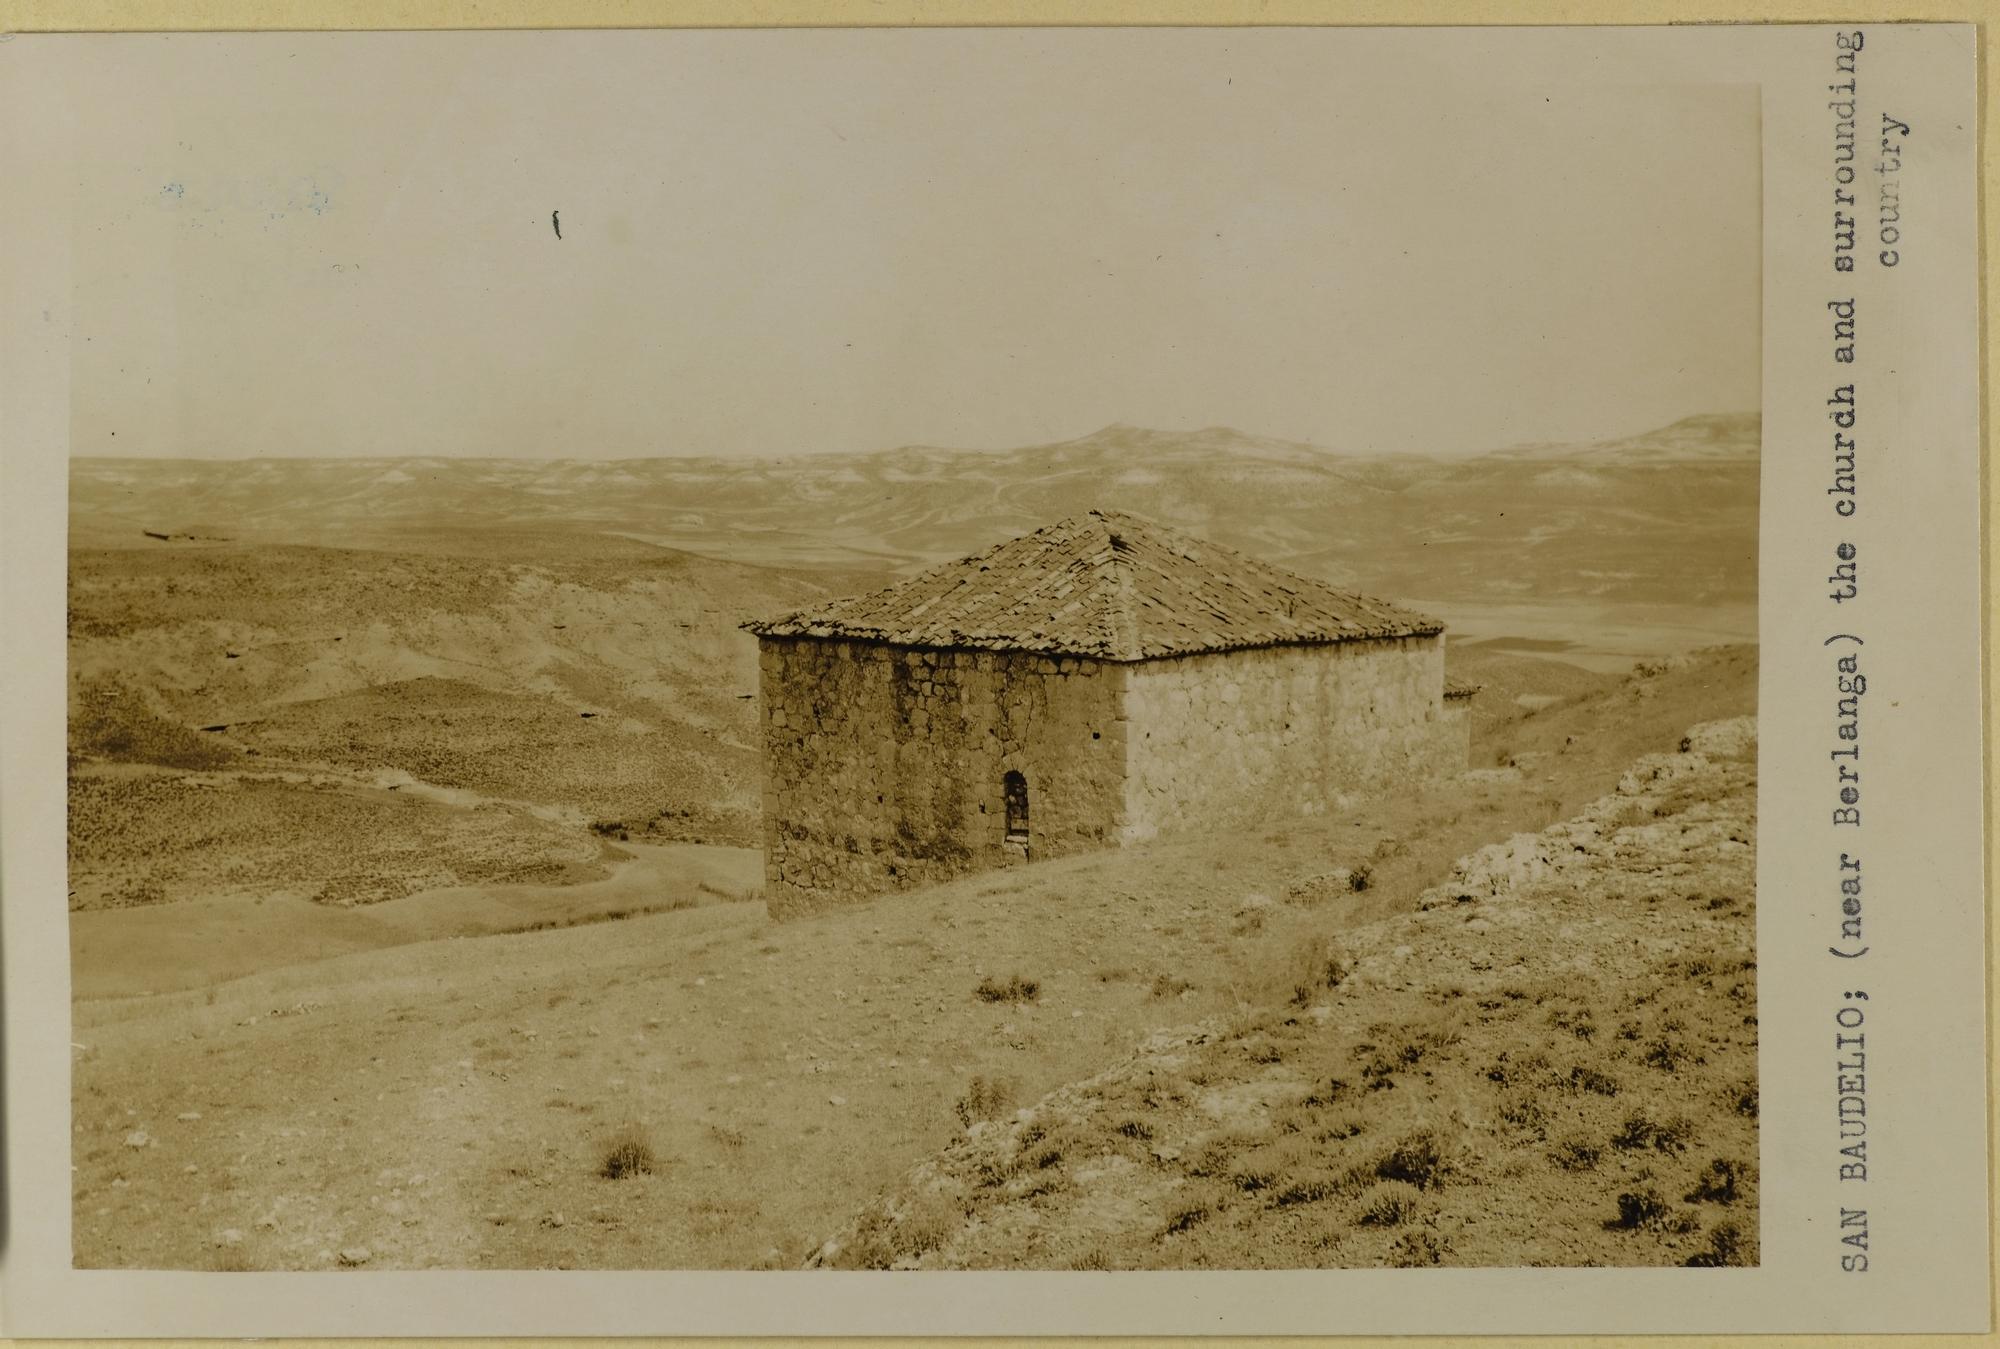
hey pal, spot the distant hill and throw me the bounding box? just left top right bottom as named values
left=70, top=413, right=1758, bottom=635
left=1489, top=413, right=1760, bottom=464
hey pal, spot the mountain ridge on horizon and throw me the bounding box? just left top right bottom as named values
left=69, top=410, right=1759, bottom=633
left=70, top=411, right=1761, bottom=469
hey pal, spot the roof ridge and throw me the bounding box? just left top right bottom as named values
left=1097, top=513, right=1144, bottom=661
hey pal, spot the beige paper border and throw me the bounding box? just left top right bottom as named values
left=0, top=4, right=1991, bottom=1346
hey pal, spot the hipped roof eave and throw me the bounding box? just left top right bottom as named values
left=740, top=621, right=1447, bottom=663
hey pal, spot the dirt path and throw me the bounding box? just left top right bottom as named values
left=70, top=841, right=759, bottom=999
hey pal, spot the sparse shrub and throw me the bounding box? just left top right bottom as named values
left=1313, top=1113, right=1366, bottom=1144
left=598, top=1124, right=657, bottom=1179
left=1272, top=1176, right=1340, bottom=1208
left=1650, top=1114, right=1697, bottom=1153
left=1282, top=935, right=1349, bottom=1007
left=1348, top=864, right=1373, bottom=892
left=1149, top=973, right=1195, bottom=1000
left=1610, top=1187, right=1671, bottom=1230
left=1609, top=1112, right=1657, bottom=1151
left=892, top=1193, right=961, bottom=1260
left=1301, top=1076, right=1350, bottom=1107
left=974, top=973, right=1040, bottom=1004
left=1499, top=1092, right=1546, bottom=1130
left=1687, top=1156, right=1750, bottom=1205
left=1186, top=1139, right=1234, bottom=1178
left=1374, top=1129, right=1448, bottom=1191
left=832, top=1205, right=901, bottom=1269
left=1732, top=1082, right=1760, bottom=1118
left=1645, top=1036, right=1695, bottom=1072
left=1115, top=1118, right=1155, bottom=1141
left=953, top=1074, right=1018, bottom=1128
left=1162, top=1201, right=1210, bottom=1235
left=1356, top=1181, right=1423, bottom=1227
left=1549, top=1134, right=1601, bottom=1171
left=1484, top=1050, right=1551, bottom=1088
left=1229, top=1162, right=1278, bottom=1194
left=1370, top=837, right=1408, bottom=863
left=1567, top=1065, right=1621, bottom=1097
left=1182, top=1131, right=1251, bottom=1179
left=1389, top=1229, right=1450, bottom=1267
left=1242, top=1038, right=1283, bottom=1065
left=1685, top=1218, right=1751, bottom=1267
left=1611, top=1110, right=1693, bottom=1154
left=1362, top=1021, right=1460, bottom=1085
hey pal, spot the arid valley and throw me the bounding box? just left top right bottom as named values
left=68, top=414, right=1759, bottom=1271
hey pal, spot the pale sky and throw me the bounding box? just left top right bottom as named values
left=62, top=30, right=1759, bottom=460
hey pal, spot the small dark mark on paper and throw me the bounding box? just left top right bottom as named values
left=552, top=210, right=562, bottom=239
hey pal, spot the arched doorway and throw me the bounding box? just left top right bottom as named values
left=1003, top=770, right=1030, bottom=847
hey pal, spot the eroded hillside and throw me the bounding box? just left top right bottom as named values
left=66, top=535, right=873, bottom=910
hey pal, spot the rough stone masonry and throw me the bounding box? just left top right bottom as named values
left=745, top=510, right=1472, bottom=918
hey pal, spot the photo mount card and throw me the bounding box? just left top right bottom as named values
left=0, top=16, right=1986, bottom=1339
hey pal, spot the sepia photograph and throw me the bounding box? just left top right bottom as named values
left=50, top=29, right=1774, bottom=1277
left=8, top=10, right=1993, bottom=1334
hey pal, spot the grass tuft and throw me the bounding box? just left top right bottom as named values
left=975, top=974, right=1040, bottom=1004
left=598, top=1124, right=657, bottom=1180
left=1355, top=1181, right=1424, bottom=1227
left=954, top=1074, right=1018, bottom=1128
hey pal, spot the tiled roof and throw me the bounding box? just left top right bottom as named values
left=743, top=510, right=1443, bottom=661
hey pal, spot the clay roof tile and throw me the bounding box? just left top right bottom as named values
left=743, top=509, right=1443, bottom=660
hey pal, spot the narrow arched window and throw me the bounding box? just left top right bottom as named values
left=1003, top=770, right=1029, bottom=844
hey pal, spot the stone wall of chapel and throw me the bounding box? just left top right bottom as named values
left=757, top=637, right=1127, bottom=917
left=1118, top=634, right=1456, bottom=842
